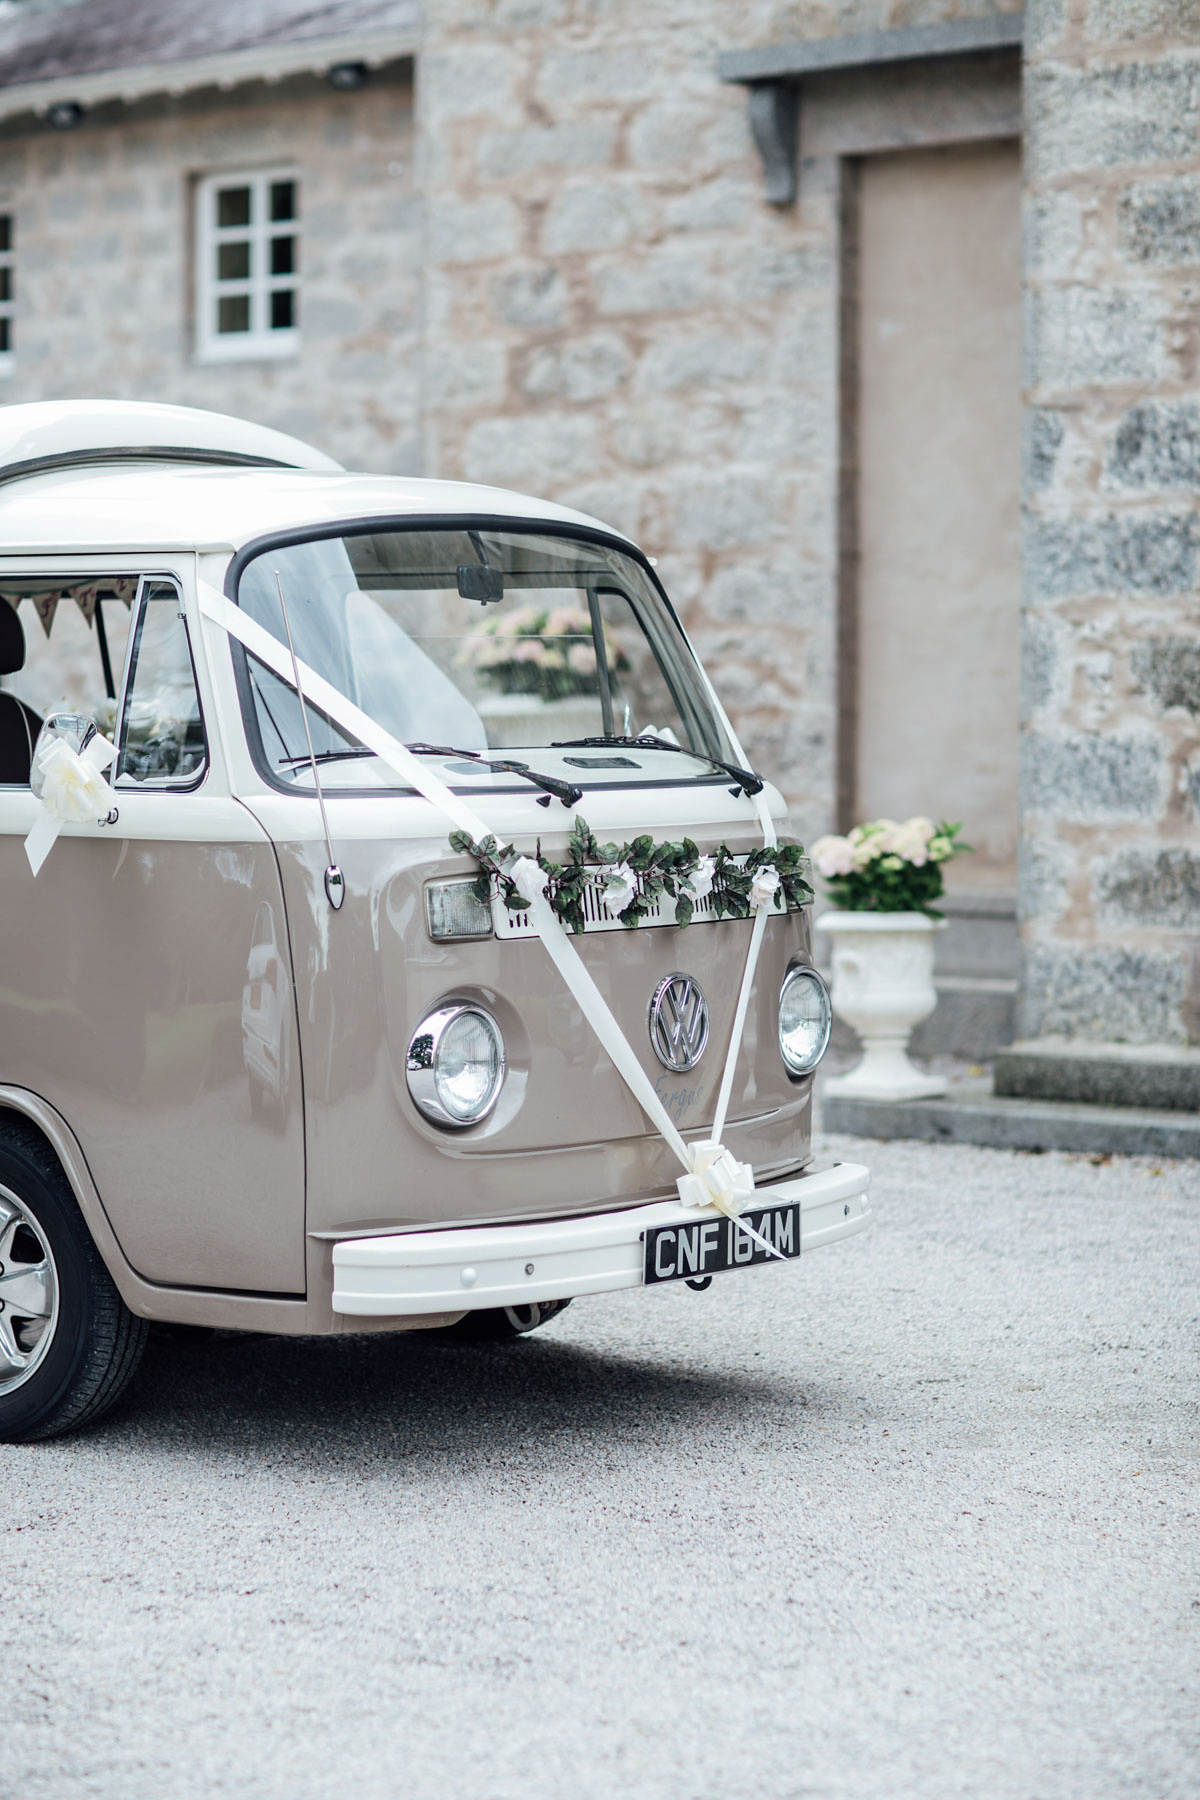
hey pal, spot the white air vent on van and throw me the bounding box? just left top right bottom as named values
left=0, top=399, right=343, bottom=485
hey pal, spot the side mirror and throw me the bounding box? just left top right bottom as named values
left=31, top=711, right=97, bottom=779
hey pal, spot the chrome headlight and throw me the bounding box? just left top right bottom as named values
left=778, top=964, right=831, bottom=1077
left=406, top=1003, right=506, bottom=1128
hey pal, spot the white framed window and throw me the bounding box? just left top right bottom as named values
left=195, top=170, right=298, bottom=362
left=0, top=213, right=13, bottom=373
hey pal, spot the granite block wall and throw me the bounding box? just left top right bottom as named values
left=1023, top=0, right=1200, bottom=1043
left=0, top=67, right=420, bottom=474
left=0, top=4, right=1022, bottom=851
left=416, top=2, right=1018, bottom=847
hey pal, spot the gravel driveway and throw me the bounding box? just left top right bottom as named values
left=5, top=1135, right=1197, bottom=1800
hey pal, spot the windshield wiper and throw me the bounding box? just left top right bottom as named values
left=406, top=743, right=583, bottom=809
left=279, top=746, right=377, bottom=767
left=280, top=741, right=583, bottom=808
left=551, top=734, right=764, bottom=797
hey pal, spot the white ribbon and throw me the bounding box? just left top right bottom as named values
left=198, top=582, right=789, bottom=1255
left=25, top=731, right=117, bottom=876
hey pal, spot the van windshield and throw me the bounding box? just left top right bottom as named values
left=234, top=524, right=736, bottom=793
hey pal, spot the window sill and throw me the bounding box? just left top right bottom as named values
left=194, top=331, right=299, bottom=366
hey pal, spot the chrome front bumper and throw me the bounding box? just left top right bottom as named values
left=331, top=1161, right=871, bottom=1317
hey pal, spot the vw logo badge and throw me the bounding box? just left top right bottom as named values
left=648, top=973, right=710, bottom=1073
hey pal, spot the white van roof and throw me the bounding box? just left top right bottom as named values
left=0, top=399, right=343, bottom=480
left=0, top=400, right=630, bottom=558
left=0, top=463, right=627, bottom=559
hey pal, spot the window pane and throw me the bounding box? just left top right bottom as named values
left=269, top=180, right=296, bottom=222
left=0, top=319, right=10, bottom=353
left=116, top=586, right=207, bottom=786
left=270, top=289, right=294, bottom=330
left=269, top=235, right=295, bottom=276
left=217, top=186, right=252, bottom=228
left=218, top=293, right=251, bottom=334
left=0, top=267, right=11, bottom=303
left=217, top=241, right=250, bottom=281
left=0, top=215, right=11, bottom=253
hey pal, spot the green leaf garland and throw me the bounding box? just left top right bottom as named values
left=448, top=815, right=813, bottom=935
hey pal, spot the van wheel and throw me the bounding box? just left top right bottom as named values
left=435, top=1298, right=572, bottom=1341
left=0, top=1125, right=148, bottom=1442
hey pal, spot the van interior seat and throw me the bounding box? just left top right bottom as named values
left=0, top=601, right=44, bottom=785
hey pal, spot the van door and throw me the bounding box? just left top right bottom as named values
left=0, top=568, right=305, bottom=1294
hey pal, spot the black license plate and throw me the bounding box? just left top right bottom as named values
left=643, top=1203, right=801, bottom=1286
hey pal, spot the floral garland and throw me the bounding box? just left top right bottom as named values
left=449, top=814, right=812, bottom=933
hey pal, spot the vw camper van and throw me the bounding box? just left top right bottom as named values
left=0, top=402, right=870, bottom=1441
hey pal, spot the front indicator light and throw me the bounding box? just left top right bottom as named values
left=426, top=878, right=493, bottom=941
left=406, top=1003, right=506, bottom=1127
left=778, top=965, right=831, bottom=1077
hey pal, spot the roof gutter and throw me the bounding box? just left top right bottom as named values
left=0, top=25, right=418, bottom=125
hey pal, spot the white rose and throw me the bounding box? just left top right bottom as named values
left=506, top=854, right=548, bottom=903
left=749, top=864, right=779, bottom=911
left=601, top=860, right=639, bottom=915
left=681, top=854, right=715, bottom=901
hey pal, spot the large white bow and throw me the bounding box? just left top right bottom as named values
left=25, top=732, right=117, bottom=875
left=676, top=1138, right=786, bottom=1260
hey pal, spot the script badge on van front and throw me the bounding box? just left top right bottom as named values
left=648, top=973, right=709, bottom=1073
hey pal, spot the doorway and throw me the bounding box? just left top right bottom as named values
left=849, top=139, right=1022, bottom=893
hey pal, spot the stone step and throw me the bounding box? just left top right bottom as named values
left=994, top=1039, right=1200, bottom=1113
left=820, top=1078, right=1200, bottom=1158
left=911, top=976, right=1016, bottom=1061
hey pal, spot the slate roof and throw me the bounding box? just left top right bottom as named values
left=0, top=0, right=420, bottom=93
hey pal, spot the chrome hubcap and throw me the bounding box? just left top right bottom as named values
left=0, top=1188, right=58, bottom=1395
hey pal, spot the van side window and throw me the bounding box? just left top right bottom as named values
left=115, top=581, right=207, bottom=787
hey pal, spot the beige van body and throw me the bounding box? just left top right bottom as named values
left=0, top=403, right=869, bottom=1437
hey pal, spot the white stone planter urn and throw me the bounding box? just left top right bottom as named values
left=817, top=911, right=947, bottom=1101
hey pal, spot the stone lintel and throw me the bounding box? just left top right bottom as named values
left=718, top=14, right=1025, bottom=88
left=720, top=16, right=1024, bottom=202
left=994, top=1039, right=1200, bottom=1113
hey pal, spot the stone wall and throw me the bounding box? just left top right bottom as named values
left=0, top=3, right=1021, bottom=848
left=1022, top=0, right=1200, bottom=1043
left=0, top=65, right=419, bottom=473
left=416, top=2, right=1017, bottom=845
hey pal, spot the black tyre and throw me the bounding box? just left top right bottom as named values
left=434, top=1298, right=572, bottom=1341
left=0, top=1121, right=148, bottom=1442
